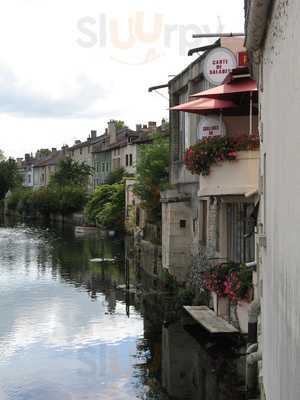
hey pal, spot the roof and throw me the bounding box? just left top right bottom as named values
left=33, top=151, right=65, bottom=168
left=68, top=135, right=103, bottom=151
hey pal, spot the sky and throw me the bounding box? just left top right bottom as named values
left=0, top=0, right=245, bottom=158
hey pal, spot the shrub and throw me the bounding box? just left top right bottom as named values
left=133, top=133, right=169, bottom=222
left=85, top=183, right=125, bottom=231
left=104, top=168, right=125, bottom=185
left=57, top=185, right=87, bottom=216
left=184, top=134, right=260, bottom=176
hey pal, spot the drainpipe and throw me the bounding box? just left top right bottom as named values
left=246, top=299, right=261, bottom=396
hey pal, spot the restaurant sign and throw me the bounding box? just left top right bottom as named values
left=203, top=47, right=237, bottom=85
left=197, top=115, right=226, bottom=139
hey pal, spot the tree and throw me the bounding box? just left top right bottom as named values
left=85, top=184, right=125, bottom=231
left=133, top=133, right=169, bottom=221
left=104, top=167, right=125, bottom=185
left=114, top=120, right=126, bottom=130
left=58, top=185, right=87, bottom=216
left=0, top=158, right=22, bottom=200
left=0, top=150, right=5, bottom=161
left=50, top=158, right=92, bottom=188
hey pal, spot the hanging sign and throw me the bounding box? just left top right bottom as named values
left=197, top=115, right=226, bottom=139
left=203, top=47, right=237, bottom=85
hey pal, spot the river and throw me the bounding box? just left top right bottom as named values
left=0, top=220, right=245, bottom=400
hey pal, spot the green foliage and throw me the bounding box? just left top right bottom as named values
left=50, top=158, right=92, bottom=188
left=57, top=185, right=87, bottom=215
left=104, top=167, right=125, bottom=185
left=0, top=158, right=22, bottom=200
left=113, top=120, right=126, bottom=130
left=7, top=187, right=32, bottom=212
left=37, top=148, right=51, bottom=157
left=133, top=133, right=169, bottom=222
left=85, top=184, right=125, bottom=231
left=8, top=184, right=87, bottom=217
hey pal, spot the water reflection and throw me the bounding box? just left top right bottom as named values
left=0, top=221, right=245, bottom=400
left=0, top=223, right=157, bottom=400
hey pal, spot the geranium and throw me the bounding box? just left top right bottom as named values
left=202, top=262, right=253, bottom=302
left=184, top=133, right=260, bottom=176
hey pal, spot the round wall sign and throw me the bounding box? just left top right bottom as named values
left=203, top=47, right=237, bottom=86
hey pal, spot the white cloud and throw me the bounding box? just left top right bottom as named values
left=0, top=0, right=245, bottom=158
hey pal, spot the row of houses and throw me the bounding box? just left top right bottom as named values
left=16, top=120, right=167, bottom=192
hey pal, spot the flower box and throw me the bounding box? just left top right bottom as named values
left=198, top=150, right=260, bottom=197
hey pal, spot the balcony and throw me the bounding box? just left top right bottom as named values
left=198, top=150, right=260, bottom=197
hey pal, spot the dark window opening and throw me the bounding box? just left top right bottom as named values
left=180, top=219, right=186, bottom=228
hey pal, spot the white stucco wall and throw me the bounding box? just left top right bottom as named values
left=260, top=1, right=300, bottom=399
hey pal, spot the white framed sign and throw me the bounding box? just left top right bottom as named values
left=197, top=115, right=226, bottom=140
left=203, top=47, right=237, bottom=85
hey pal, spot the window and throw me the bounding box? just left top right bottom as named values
left=106, top=163, right=109, bottom=172
left=129, top=154, right=133, bottom=166
left=180, top=220, right=186, bottom=228
left=102, top=163, right=105, bottom=172
left=28, top=175, right=31, bottom=183
left=80, top=148, right=82, bottom=155
left=126, top=154, right=129, bottom=166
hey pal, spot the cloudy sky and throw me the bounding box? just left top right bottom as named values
left=0, top=0, right=244, bottom=158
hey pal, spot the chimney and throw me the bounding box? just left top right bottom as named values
left=108, top=120, right=117, bottom=145
left=25, top=153, right=30, bottom=161
left=91, top=130, right=97, bottom=140
left=143, top=124, right=147, bottom=129
left=136, top=124, right=142, bottom=131
left=75, top=140, right=81, bottom=145
left=148, top=121, right=157, bottom=131
left=51, top=148, right=57, bottom=153
left=61, top=145, right=69, bottom=155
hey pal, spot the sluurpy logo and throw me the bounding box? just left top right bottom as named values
left=76, top=12, right=224, bottom=65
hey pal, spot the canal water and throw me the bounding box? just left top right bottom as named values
left=0, top=220, right=245, bottom=400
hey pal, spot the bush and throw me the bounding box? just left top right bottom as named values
left=7, top=187, right=33, bottom=213
left=104, top=168, right=125, bottom=185
left=57, top=185, right=87, bottom=215
left=31, top=187, right=60, bottom=216
left=85, top=183, right=125, bottom=231
left=133, top=133, right=169, bottom=222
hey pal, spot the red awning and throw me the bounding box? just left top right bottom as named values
left=191, top=79, right=257, bottom=99
left=170, top=97, right=237, bottom=114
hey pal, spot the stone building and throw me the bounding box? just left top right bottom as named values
left=161, top=37, right=251, bottom=283
left=68, top=130, right=101, bottom=191
left=33, top=150, right=66, bottom=188
left=92, top=121, right=159, bottom=189
left=17, top=153, right=35, bottom=187
left=245, top=1, right=300, bottom=399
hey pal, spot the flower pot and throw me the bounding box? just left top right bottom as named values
left=217, top=296, right=230, bottom=320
